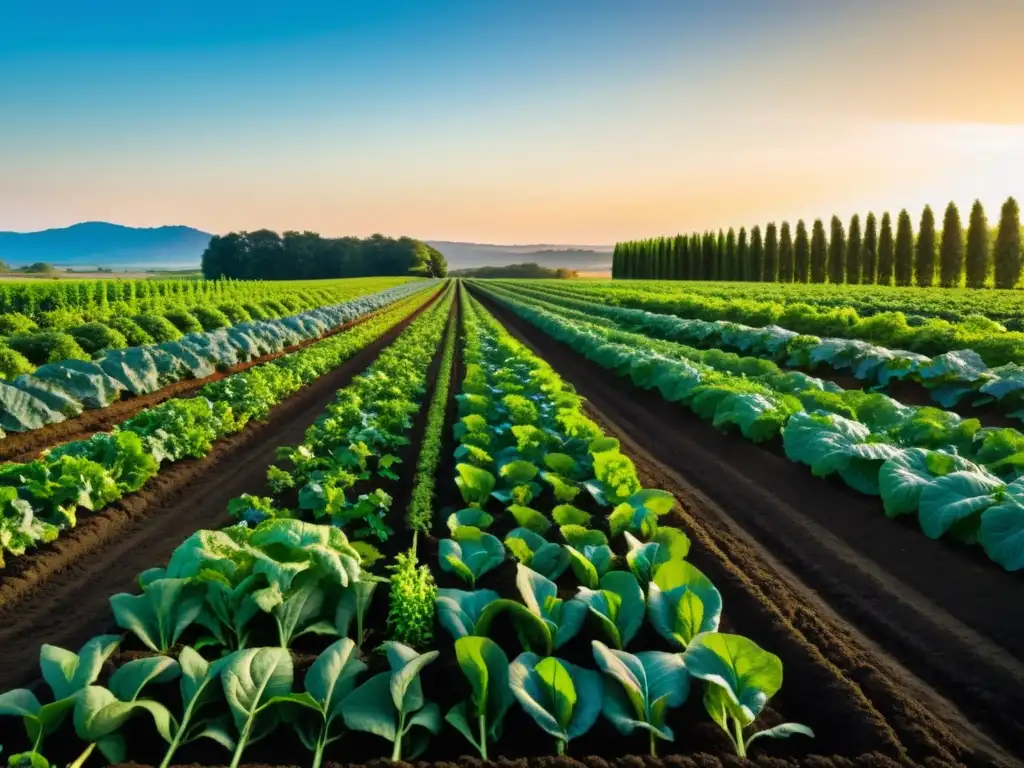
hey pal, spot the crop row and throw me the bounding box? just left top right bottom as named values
left=0, top=279, right=429, bottom=437
left=0, top=282, right=811, bottom=768
left=0, top=283, right=441, bottom=570
left=0, top=277, right=416, bottom=378
left=475, top=281, right=1024, bottom=571
left=499, top=280, right=1024, bottom=422
left=527, top=278, right=1024, bottom=367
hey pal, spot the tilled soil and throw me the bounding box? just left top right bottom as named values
left=0, top=289, right=443, bottom=691
left=472, top=287, right=1023, bottom=768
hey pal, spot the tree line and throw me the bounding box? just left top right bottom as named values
left=201, top=230, right=448, bottom=280
left=612, top=196, right=1023, bottom=289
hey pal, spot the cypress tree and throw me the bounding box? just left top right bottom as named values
left=846, top=214, right=862, bottom=284
left=749, top=226, right=764, bottom=282
left=716, top=229, right=726, bottom=280
left=966, top=200, right=989, bottom=288
left=794, top=220, right=809, bottom=282
left=690, top=233, right=702, bottom=279
left=828, top=215, right=845, bottom=283
left=764, top=223, right=779, bottom=282
left=863, top=213, right=878, bottom=284
left=810, top=219, right=827, bottom=283
left=779, top=221, right=794, bottom=282
left=612, top=243, right=621, bottom=278
left=737, top=227, right=749, bottom=281
left=725, top=228, right=737, bottom=281
left=915, top=205, right=937, bottom=287
left=894, top=209, right=914, bottom=286
left=939, top=202, right=964, bottom=287
left=674, top=235, right=686, bottom=280
left=878, top=212, right=894, bottom=285
left=994, top=197, right=1022, bottom=289
left=702, top=232, right=716, bottom=280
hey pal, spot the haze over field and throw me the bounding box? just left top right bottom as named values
left=2, top=0, right=1023, bottom=252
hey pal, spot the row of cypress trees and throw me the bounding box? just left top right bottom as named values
left=612, top=196, right=1023, bottom=289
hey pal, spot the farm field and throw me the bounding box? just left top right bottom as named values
left=0, top=277, right=1021, bottom=768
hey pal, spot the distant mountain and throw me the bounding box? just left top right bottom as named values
left=427, top=241, right=613, bottom=272
left=0, top=222, right=213, bottom=269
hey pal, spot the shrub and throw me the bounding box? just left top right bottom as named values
left=7, top=331, right=90, bottom=366
left=0, top=312, right=38, bottom=335
left=108, top=316, right=154, bottom=347
left=37, top=308, right=86, bottom=331
left=276, top=296, right=303, bottom=313
left=242, top=303, right=270, bottom=320
left=0, top=346, right=35, bottom=379
left=259, top=300, right=288, bottom=317
left=68, top=322, right=129, bottom=355
left=217, top=303, right=252, bottom=324
left=163, top=309, right=204, bottom=334
left=190, top=306, right=232, bottom=331
left=134, top=313, right=183, bottom=342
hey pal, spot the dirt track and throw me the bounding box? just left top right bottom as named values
left=472, top=286, right=1024, bottom=768
left=0, top=290, right=442, bottom=691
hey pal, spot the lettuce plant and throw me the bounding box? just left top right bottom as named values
left=504, top=528, right=570, bottom=580
left=445, top=637, right=512, bottom=759
left=508, top=653, right=603, bottom=756
left=455, top=463, right=495, bottom=507
left=647, top=559, right=722, bottom=649
left=435, top=588, right=501, bottom=640
left=576, top=571, right=645, bottom=650
left=623, top=528, right=690, bottom=585
left=447, top=507, right=494, bottom=534
left=220, top=647, right=299, bottom=768
left=386, top=550, right=437, bottom=648
left=565, top=543, right=615, bottom=588
left=0, top=636, right=120, bottom=755
left=438, top=527, right=505, bottom=587
left=591, top=641, right=689, bottom=756
left=109, top=578, right=205, bottom=653
left=341, top=642, right=441, bottom=760
left=158, top=647, right=234, bottom=768
left=683, top=632, right=813, bottom=757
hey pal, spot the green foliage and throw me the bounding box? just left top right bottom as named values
left=966, top=200, right=990, bottom=288
left=0, top=345, right=35, bottom=379
left=386, top=550, right=437, bottom=649
left=994, top=196, right=1022, bottom=289
left=7, top=331, right=90, bottom=365
left=134, top=314, right=183, bottom=343
left=894, top=209, right=914, bottom=286
left=163, top=309, right=204, bottom=334
left=939, top=202, right=964, bottom=288
left=915, top=205, right=936, bottom=288
left=67, top=322, right=128, bottom=355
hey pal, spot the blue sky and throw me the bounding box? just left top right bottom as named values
left=1, top=1, right=1022, bottom=243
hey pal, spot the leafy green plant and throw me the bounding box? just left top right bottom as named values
left=387, top=549, right=437, bottom=648
left=220, top=647, right=298, bottom=768
left=336, top=579, right=380, bottom=649
left=0, top=636, right=120, bottom=755
left=110, top=577, right=206, bottom=653
left=508, top=653, right=603, bottom=756
left=565, top=543, right=615, bottom=588
left=647, top=560, right=722, bottom=649
left=591, top=640, right=690, bottom=756
left=435, top=587, right=501, bottom=640
left=623, top=528, right=690, bottom=585
left=576, top=571, right=645, bottom=650
left=158, top=647, right=234, bottom=768
left=447, top=507, right=494, bottom=534
left=340, top=642, right=441, bottom=760
left=438, top=527, right=505, bottom=587
left=504, top=527, right=570, bottom=580
left=445, top=637, right=512, bottom=759
left=455, top=463, right=496, bottom=507
left=683, top=632, right=813, bottom=757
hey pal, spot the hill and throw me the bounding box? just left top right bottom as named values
left=427, top=241, right=613, bottom=272
left=0, top=222, right=212, bottom=269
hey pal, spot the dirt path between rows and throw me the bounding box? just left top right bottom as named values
left=472, top=286, right=1023, bottom=768
left=0, top=289, right=443, bottom=692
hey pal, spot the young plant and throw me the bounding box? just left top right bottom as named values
left=591, top=640, right=689, bottom=756
left=220, top=647, right=299, bottom=768
left=438, top=527, right=505, bottom=587
left=289, top=639, right=367, bottom=768
left=455, top=463, right=496, bottom=507
left=576, top=571, right=645, bottom=650
left=336, top=578, right=380, bottom=649
left=71, top=656, right=179, bottom=768
left=0, top=636, right=120, bottom=755
left=387, top=549, right=437, bottom=648
left=683, top=632, right=814, bottom=757
left=445, top=637, right=512, bottom=760
left=341, top=642, right=441, bottom=761
left=158, top=647, right=235, bottom=768
left=647, top=560, right=722, bottom=649
left=269, top=570, right=340, bottom=648
left=435, top=588, right=501, bottom=640
left=447, top=507, right=494, bottom=534
left=565, top=543, right=615, bottom=589
left=110, top=577, right=205, bottom=653
left=508, top=653, right=603, bottom=756
left=504, top=528, right=570, bottom=580
left=608, top=489, right=678, bottom=538
left=623, top=527, right=690, bottom=585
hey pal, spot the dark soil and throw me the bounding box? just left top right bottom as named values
left=0, top=294, right=422, bottom=463
left=472, top=286, right=1024, bottom=768
left=0, top=288, right=444, bottom=692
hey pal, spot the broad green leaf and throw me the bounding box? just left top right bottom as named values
left=683, top=632, right=782, bottom=726
left=507, top=505, right=552, bottom=534
left=435, top=588, right=500, bottom=640
left=979, top=480, right=1024, bottom=571
left=648, top=560, right=722, bottom=649
left=40, top=635, right=120, bottom=700
left=917, top=471, right=1003, bottom=539
left=508, top=652, right=602, bottom=744
left=576, top=571, right=645, bottom=650
left=220, top=647, right=294, bottom=731
left=304, top=638, right=367, bottom=722
left=552, top=504, right=591, bottom=527
left=108, top=656, right=180, bottom=702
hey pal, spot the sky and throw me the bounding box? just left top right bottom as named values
left=1, top=0, right=1023, bottom=244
